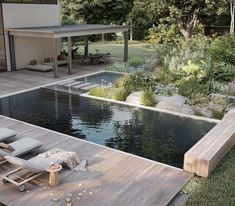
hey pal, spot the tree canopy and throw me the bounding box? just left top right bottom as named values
left=61, top=0, right=133, bottom=24
left=130, top=0, right=229, bottom=39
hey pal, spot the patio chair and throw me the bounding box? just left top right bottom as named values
left=2, top=148, right=80, bottom=192
left=0, top=128, right=17, bottom=142
left=0, top=138, right=43, bottom=164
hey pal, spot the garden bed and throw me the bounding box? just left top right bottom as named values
left=88, top=35, right=235, bottom=120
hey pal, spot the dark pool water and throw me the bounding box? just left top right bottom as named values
left=0, top=89, right=215, bottom=168
left=77, top=72, right=122, bottom=86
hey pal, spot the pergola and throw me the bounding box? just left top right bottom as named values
left=8, top=24, right=129, bottom=78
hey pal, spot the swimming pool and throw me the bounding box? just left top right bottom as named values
left=0, top=88, right=215, bottom=168
left=77, top=71, right=122, bottom=86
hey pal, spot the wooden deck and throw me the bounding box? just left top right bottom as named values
left=184, top=109, right=235, bottom=177
left=0, top=115, right=191, bottom=206
left=0, top=63, right=107, bottom=96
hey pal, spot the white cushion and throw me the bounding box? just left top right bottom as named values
left=4, top=156, right=45, bottom=172
left=0, top=128, right=17, bottom=141
left=10, top=138, right=43, bottom=156
left=0, top=149, right=10, bottom=157
left=27, top=64, right=53, bottom=72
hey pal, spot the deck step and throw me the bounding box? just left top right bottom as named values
left=57, top=80, right=75, bottom=89
left=80, top=84, right=100, bottom=92
left=63, top=81, right=83, bottom=89
left=72, top=83, right=92, bottom=91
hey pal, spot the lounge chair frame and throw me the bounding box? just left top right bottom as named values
left=2, top=167, right=44, bottom=192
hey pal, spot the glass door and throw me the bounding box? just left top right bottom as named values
left=0, top=4, right=7, bottom=72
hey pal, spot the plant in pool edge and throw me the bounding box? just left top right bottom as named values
left=114, top=75, right=135, bottom=93
left=114, top=88, right=130, bottom=101
left=141, top=87, right=156, bottom=107
left=90, top=87, right=114, bottom=99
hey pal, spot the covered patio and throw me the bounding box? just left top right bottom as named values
left=8, top=24, right=129, bottom=78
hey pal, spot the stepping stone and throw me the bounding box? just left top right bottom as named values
left=63, top=81, right=83, bottom=89
left=72, top=83, right=92, bottom=91
left=57, top=80, right=75, bottom=89
left=80, top=84, right=99, bottom=92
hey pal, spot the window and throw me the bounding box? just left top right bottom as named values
left=3, top=0, right=57, bottom=4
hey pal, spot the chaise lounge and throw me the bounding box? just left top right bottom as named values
left=2, top=148, right=80, bottom=192
left=0, top=128, right=17, bottom=142
left=0, top=138, right=43, bottom=164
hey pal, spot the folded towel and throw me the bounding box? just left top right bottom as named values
left=38, top=148, right=80, bottom=170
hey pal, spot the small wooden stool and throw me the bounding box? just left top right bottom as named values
left=47, top=164, right=62, bottom=187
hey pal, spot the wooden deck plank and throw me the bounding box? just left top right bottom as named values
left=184, top=109, right=235, bottom=177
left=0, top=63, right=107, bottom=96
left=0, top=115, right=191, bottom=206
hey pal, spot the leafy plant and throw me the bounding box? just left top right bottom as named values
left=148, top=23, right=181, bottom=45
left=114, top=88, right=130, bottom=101
left=178, top=77, right=209, bottom=104
left=209, top=35, right=235, bottom=65
left=90, top=87, right=114, bottom=99
left=212, top=63, right=235, bottom=83
left=114, top=75, right=136, bottom=93
left=141, top=87, right=156, bottom=107
left=154, top=83, right=178, bottom=96
left=128, top=57, right=145, bottom=68
left=90, top=86, right=130, bottom=102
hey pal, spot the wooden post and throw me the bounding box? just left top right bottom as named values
left=8, top=33, right=16, bottom=71
left=102, top=33, right=105, bottom=42
left=67, top=36, right=72, bottom=75
left=84, top=36, right=89, bottom=56
left=123, top=31, right=129, bottom=62
left=53, top=38, right=58, bottom=78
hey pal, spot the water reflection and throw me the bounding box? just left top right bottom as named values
left=0, top=89, right=215, bottom=168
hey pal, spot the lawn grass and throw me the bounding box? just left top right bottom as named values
left=76, top=41, right=156, bottom=59
left=184, top=145, right=235, bottom=205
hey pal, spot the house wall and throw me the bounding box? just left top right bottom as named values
left=2, top=3, right=61, bottom=70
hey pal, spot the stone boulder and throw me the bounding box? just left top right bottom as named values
left=125, top=92, right=143, bottom=105
left=155, top=95, right=195, bottom=115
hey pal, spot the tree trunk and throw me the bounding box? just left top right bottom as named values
left=176, top=10, right=198, bottom=39
left=230, top=0, right=235, bottom=34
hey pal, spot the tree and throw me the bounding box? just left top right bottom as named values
left=168, top=0, right=228, bottom=39
left=130, top=0, right=229, bottom=39
left=61, top=0, right=133, bottom=25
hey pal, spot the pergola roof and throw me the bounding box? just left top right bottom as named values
left=8, top=24, right=129, bottom=38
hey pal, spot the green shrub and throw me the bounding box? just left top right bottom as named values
left=141, top=87, right=156, bottom=107
left=181, top=60, right=206, bottom=80
left=128, top=57, right=145, bottom=68
left=90, top=87, right=114, bottom=99
left=212, top=63, right=235, bottom=83
left=209, top=35, right=235, bottom=65
left=148, top=24, right=181, bottom=45
left=107, top=64, right=129, bottom=73
left=154, top=83, right=178, bottom=96
left=114, top=75, right=135, bottom=93
left=132, top=72, right=157, bottom=89
left=178, top=78, right=209, bottom=104
left=90, top=86, right=130, bottom=102
left=153, top=67, right=176, bottom=85
left=114, top=88, right=130, bottom=101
